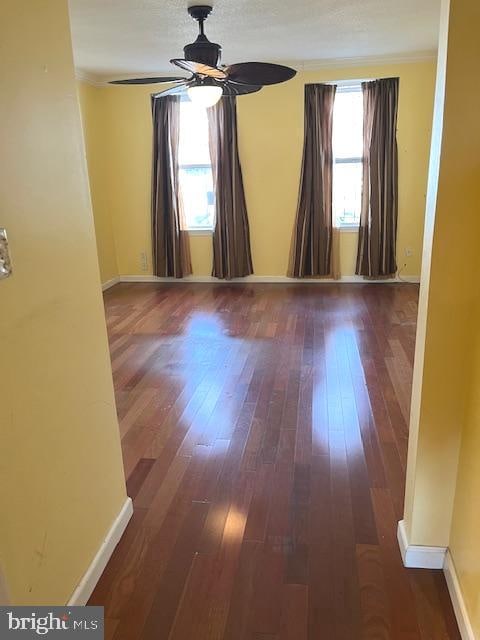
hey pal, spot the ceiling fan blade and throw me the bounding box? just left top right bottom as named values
left=222, top=82, right=262, bottom=97
left=151, top=82, right=191, bottom=99
left=170, top=58, right=227, bottom=80
left=225, top=62, right=297, bottom=86
left=110, top=76, right=187, bottom=85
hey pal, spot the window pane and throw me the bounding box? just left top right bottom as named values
left=332, top=89, right=363, bottom=159
left=179, top=165, right=215, bottom=229
left=179, top=100, right=211, bottom=165
left=333, top=161, right=362, bottom=226
left=178, top=98, right=215, bottom=230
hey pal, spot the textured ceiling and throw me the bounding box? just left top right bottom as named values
left=69, top=0, right=441, bottom=81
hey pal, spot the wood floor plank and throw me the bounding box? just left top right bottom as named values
left=329, top=430, right=362, bottom=640
left=308, top=454, right=335, bottom=639
left=356, top=543, right=392, bottom=640
left=89, top=283, right=460, bottom=640
left=126, top=458, right=156, bottom=501
left=140, top=500, right=210, bottom=640
left=409, top=570, right=462, bottom=640
left=371, top=487, right=421, bottom=639
left=278, top=584, right=308, bottom=640
left=169, top=470, right=255, bottom=640
left=222, top=540, right=263, bottom=640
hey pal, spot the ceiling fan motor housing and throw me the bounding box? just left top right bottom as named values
left=184, top=5, right=221, bottom=67
left=184, top=35, right=221, bottom=67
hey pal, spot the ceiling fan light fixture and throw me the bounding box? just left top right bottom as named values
left=109, top=5, right=296, bottom=100
left=187, top=83, right=222, bottom=107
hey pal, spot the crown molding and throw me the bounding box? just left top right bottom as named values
left=75, top=69, right=106, bottom=87
left=75, top=50, right=437, bottom=87
left=282, top=50, right=437, bottom=71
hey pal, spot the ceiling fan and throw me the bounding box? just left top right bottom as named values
left=110, top=4, right=297, bottom=107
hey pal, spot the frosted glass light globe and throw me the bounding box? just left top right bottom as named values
left=187, top=85, right=223, bottom=108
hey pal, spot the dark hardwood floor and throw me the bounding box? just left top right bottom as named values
left=90, top=283, right=460, bottom=640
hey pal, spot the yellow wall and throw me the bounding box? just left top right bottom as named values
left=443, top=0, right=480, bottom=632
left=403, top=0, right=480, bottom=634
left=450, top=307, right=480, bottom=636
left=0, top=0, right=126, bottom=604
left=79, top=59, right=435, bottom=281
left=78, top=82, right=119, bottom=283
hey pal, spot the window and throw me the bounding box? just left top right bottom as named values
left=332, top=84, right=363, bottom=227
left=178, top=99, right=215, bottom=231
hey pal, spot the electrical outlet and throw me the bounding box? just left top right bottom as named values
left=140, top=251, right=148, bottom=272
left=0, top=228, right=12, bottom=279
left=404, top=247, right=413, bottom=258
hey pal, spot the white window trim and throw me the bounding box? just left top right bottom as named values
left=335, top=223, right=359, bottom=233
left=187, top=228, right=213, bottom=236
left=327, top=78, right=373, bottom=90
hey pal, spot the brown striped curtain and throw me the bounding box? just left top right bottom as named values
left=207, top=98, right=253, bottom=280
left=288, top=83, right=336, bottom=278
left=356, top=77, right=399, bottom=278
left=151, top=95, right=192, bottom=278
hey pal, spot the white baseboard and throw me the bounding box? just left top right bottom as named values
left=443, top=551, right=475, bottom=640
left=397, top=521, right=475, bottom=638
left=118, top=274, right=420, bottom=285
left=67, top=497, right=133, bottom=605
left=342, top=275, right=420, bottom=283
left=397, top=520, right=447, bottom=569
left=102, top=276, right=120, bottom=291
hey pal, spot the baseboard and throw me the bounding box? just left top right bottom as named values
left=67, top=497, right=133, bottom=605
left=342, top=275, right=420, bottom=283
left=119, top=274, right=421, bottom=285
left=443, top=551, right=475, bottom=640
left=102, top=276, right=120, bottom=291
left=397, top=522, right=474, bottom=638
left=397, top=520, right=447, bottom=569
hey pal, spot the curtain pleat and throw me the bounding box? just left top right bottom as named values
left=207, top=98, right=253, bottom=280
left=288, top=83, right=337, bottom=278
left=151, top=95, right=192, bottom=278
left=356, top=77, right=399, bottom=278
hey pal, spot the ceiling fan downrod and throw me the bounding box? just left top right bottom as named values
left=184, top=5, right=221, bottom=68
left=188, top=5, right=213, bottom=34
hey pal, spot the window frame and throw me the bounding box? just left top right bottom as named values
left=178, top=98, right=215, bottom=233
left=331, top=81, right=365, bottom=230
